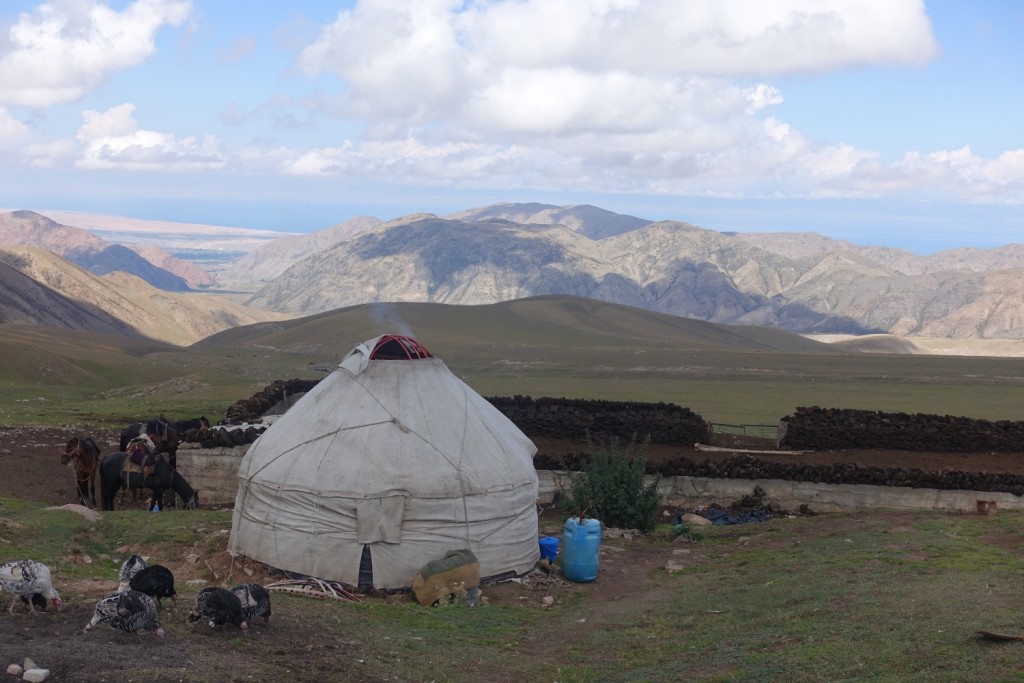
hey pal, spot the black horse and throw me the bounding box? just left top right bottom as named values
left=99, top=451, right=200, bottom=512
left=120, top=419, right=179, bottom=463
left=118, top=417, right=210, bottom=467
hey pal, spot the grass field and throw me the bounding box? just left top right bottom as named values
left=5, top=500, right=1024, bottom=681
left=2, top=296, right=1023, bottom=427
left=4, top=297, right=1024, bottom=680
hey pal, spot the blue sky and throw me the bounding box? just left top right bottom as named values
left=0, top=0, right=1020, bottom=253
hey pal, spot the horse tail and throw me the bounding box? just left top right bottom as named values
left=99, top=454, right=123, bottom=511
left=99, top=456, right=111, bottom=510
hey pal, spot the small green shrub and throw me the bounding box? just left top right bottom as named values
left=560, top=434, right=661, bottom=533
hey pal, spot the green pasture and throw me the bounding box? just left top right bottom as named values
left=5, top=499, right=1024, bottom=681
left=3, top=295, right=1024, bottom=427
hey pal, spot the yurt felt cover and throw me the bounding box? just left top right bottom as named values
left=228, top=336, right=540, bottom=588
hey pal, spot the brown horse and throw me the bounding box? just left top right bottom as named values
left=61, top=437, right=101, bottom=509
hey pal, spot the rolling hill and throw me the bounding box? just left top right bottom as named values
left=195, top=294, right=838, bottom=356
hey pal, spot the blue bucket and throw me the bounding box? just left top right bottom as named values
left=539, top=536, right=559, bottom=562
left=562, top=517, right=601, bottom=582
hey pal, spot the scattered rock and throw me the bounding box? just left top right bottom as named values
left=603, top=528, right=640, bottom=540
left=22, top=658, right=36, bottom=671
left=665, top=560, right=686, bottom=573
left=44, top=504, right=102, bottom=523
left=23, top=668, right=50, bottom=682
left=680, top=513, right=712, bottom=526
left=7, top=664, right=23, bottom=676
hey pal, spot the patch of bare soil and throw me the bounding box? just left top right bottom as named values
left=1, top=426, right=1020, bottom=682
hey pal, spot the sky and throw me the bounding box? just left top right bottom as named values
left=0, top=0, right=1021, bottom=254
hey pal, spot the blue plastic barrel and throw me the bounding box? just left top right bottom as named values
left=561, top=517, right=601, bottom=582
left=539, top=536, right=559, bottom=562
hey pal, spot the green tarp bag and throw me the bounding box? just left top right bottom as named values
left=411, top=548, right=480, bottom=606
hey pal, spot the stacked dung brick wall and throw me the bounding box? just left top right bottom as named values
left=533, top=452, right=1024, bottom=496
left=198, top=425, right=269, bottom=449
left=216, top=382, right=710, bottom=449
left=485, top=395, right=709, bottom=446
left=779, top=406, right=1024, bottom=452
left=224, top=379, right=321, bottom=424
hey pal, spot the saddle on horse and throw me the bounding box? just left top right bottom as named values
left=124, top=437, right=158, bottom=480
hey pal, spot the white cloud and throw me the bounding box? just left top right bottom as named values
left=823, top=146, right=1024, bottom=202
left=0, top=0, right=192, bottom=107
left=298, top=0, right=936, bottom=131
left=8, top=0, right=1018, bottom=212
left=24, top=139, right=77, bottom=168
left=75, top=103, right=225, bottom=171
left=298, top=0, right=466, bottom=123
left=283, top=0, right=994, bottom=203
left=464, top=0, right=937, bottom=75
left=0, top=107, right=30, bottom=149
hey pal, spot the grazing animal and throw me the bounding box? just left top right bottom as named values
left=118, top=555, right=148, bottom=592
left=84, top=590, right=164, bottom=639
left=61, top=436, right=101, bottom=508
left=99, top=451, right=199, bottom=512
left=0, top=559, right=63, bottom=614
left=129, top=565, right=177, bottom=607
left=188, top=587, right=248, bottom=631
left=231, top=583, right=272, bottom=625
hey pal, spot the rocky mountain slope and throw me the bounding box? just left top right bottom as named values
left=448, top=202, right=651, bottom=239
left=0, top=247, right=284, bottom=345
left=220, top=215, right=381, bottom=285
left=127, top=243, right=218, bottom=289
left=0, top=255, right=139, bottom=335
left=0, top=210, right=194, bottom=290
left=242, top=205, right=1024, bottom=340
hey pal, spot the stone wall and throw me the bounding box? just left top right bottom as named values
left=176, top=443, right=247, bottom=506
left=779, top=406, right=1024, bottom=452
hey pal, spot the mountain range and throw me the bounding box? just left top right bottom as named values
left=2, top=203, right=1023, bottom=347
left=241, top=205, right=1024, bottom=340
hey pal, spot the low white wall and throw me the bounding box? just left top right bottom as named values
left=176, top=443, right=247, bottom=506
left=537, top=471, right=1024, bottom=513
left=176, top=445, right=1024, bottom=514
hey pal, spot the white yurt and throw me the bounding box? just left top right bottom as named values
left=228, top=334, right=540, bottom=589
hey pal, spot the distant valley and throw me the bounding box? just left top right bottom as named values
left=1, top=203, right=1023, bottom=352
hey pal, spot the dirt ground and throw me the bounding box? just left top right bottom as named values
left=2, top=426, right=1022, bottom=682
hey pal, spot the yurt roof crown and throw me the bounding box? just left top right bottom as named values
left=369, top=335, right=433, bottom=360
